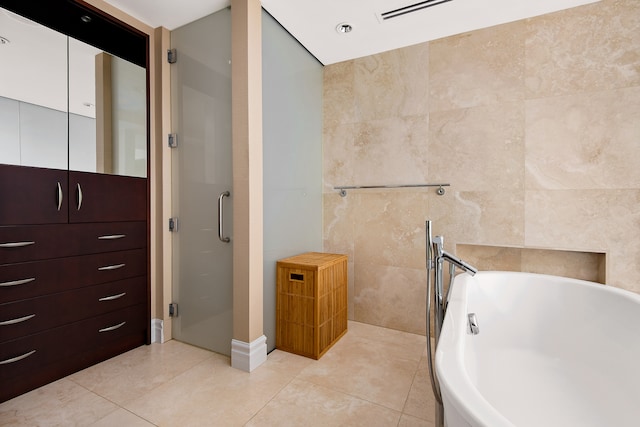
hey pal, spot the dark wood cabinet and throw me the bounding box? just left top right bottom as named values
left=0, top=0, right=150, bottom=404
left=0, top=165, right=68, bottom=225
left=69, top=171, right=147, bottom=223
left=0, top=165, right=149, bottom=403
left=0, top=165, right=147, bottom=226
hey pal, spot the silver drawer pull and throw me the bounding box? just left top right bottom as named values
left=98, top=263, right=126, bottom=271
left=0, top=350, right=36, bottom=365
left=98, top=234, right=126, bottom=240
left=76, top=183, right=83, bottom=211
left=0, top=241, right=35, bottom=248
left=56, top=181, right=63, bottom=211
left=99, top=321, right=126, bottom=332
left=98, top=292, right=126, bottom=302
left=0, top=314, right=36, bottom=326
left=0, top=277, right=36, bottom=287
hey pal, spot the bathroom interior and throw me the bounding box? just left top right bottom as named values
left=1, top=0, right=639, bottom=425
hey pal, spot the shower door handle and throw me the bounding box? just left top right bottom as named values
left=218, top=191, right=231, bottom=243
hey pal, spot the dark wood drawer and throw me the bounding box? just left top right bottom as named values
left=0, top=222, right=146, bottom=264
left=0, top=276, right=146, bottom=343
left=72, top=222, right=147, bottom=255
left=0, top=304, right=146, bottom=390
left=0, top=248, right=147, bottom=303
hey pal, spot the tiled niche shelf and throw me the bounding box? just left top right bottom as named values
left=456, top=244, right=607, bottom=285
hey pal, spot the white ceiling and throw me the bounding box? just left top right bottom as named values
left=102, top=0, right=599, bottom=65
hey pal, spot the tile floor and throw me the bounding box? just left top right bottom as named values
left=0, top=321, right=437, bottom=426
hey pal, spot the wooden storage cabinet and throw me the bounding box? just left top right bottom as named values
left=0, top=0, right=150, bottom=404
left=276, top=252, right=348, bottom=359
left=0, top=165, right=148, bottom=403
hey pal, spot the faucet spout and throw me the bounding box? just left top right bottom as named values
left=431, top=235, right=478, bottom=276
left=441, top=250, right=478, bottom=276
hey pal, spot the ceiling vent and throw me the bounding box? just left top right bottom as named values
left=378, top=0, right=454, bottom=21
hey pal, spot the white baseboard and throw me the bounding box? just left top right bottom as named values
left=151, top=318, right=164, bottom=343
left=231, top=335, right=267, bottom=372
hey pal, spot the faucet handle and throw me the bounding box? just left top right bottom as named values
left=433, top=235, right=444, bottom=257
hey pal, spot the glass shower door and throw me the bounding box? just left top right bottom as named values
left=170, top=9, right=232, bottom=355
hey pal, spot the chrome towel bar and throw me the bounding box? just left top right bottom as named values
left=334, top=183, right=450, bottom=197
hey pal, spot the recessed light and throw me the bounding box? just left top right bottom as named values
left=80, top=15, right=92, bottom=23
left=336, top=23, right=353, bottom=34
left=0, top=36, right=10, bottom=45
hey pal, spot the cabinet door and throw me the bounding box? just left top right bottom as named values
left=0, top=164, right=68, bottom=225
left=68, top=171, right=146, bottom=223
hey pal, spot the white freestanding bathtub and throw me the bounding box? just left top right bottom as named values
left=436, top=271, right=640, bottom=427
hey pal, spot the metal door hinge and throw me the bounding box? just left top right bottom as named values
left=169, top=217, right=178, bottom=232
left=169, top=303, right=178, bottom=317
left=168, top=133, right=178, bottom=148
left=167, top=48, right=177, bottom=64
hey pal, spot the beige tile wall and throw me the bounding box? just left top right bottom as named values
left=322, top=0, right=640, bottom=335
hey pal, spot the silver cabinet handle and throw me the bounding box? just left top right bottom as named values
left=98, top=292, right=126, bottom=302
left=218, top=191, right=231, bottom=243
left=98, top=234, right=126, bottom=240
left=98, top=263, right=125, bottom=271
left=56, top=181, right=63, bottom=211
left=0, top=241, right=35, bottom=248
left=0, top=314, right=35, bottom=326
left=0, top=350, right=36, bottom=365
left=76, top=183, right=83, bottom=211
left=0, top=278, right=36, bottom=287
left=99, top=321, right=126, bottom=332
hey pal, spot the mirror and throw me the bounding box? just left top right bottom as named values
left=0, top=8, right=68, bottom=170
left=68, top=38, right=147, bottom=177
left=0, top=5, right=147, bottom=178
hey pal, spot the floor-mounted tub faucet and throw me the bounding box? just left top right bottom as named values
left=432, top=235, right=478, bottom=276
left=425, top=220, right=478, bottom=427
